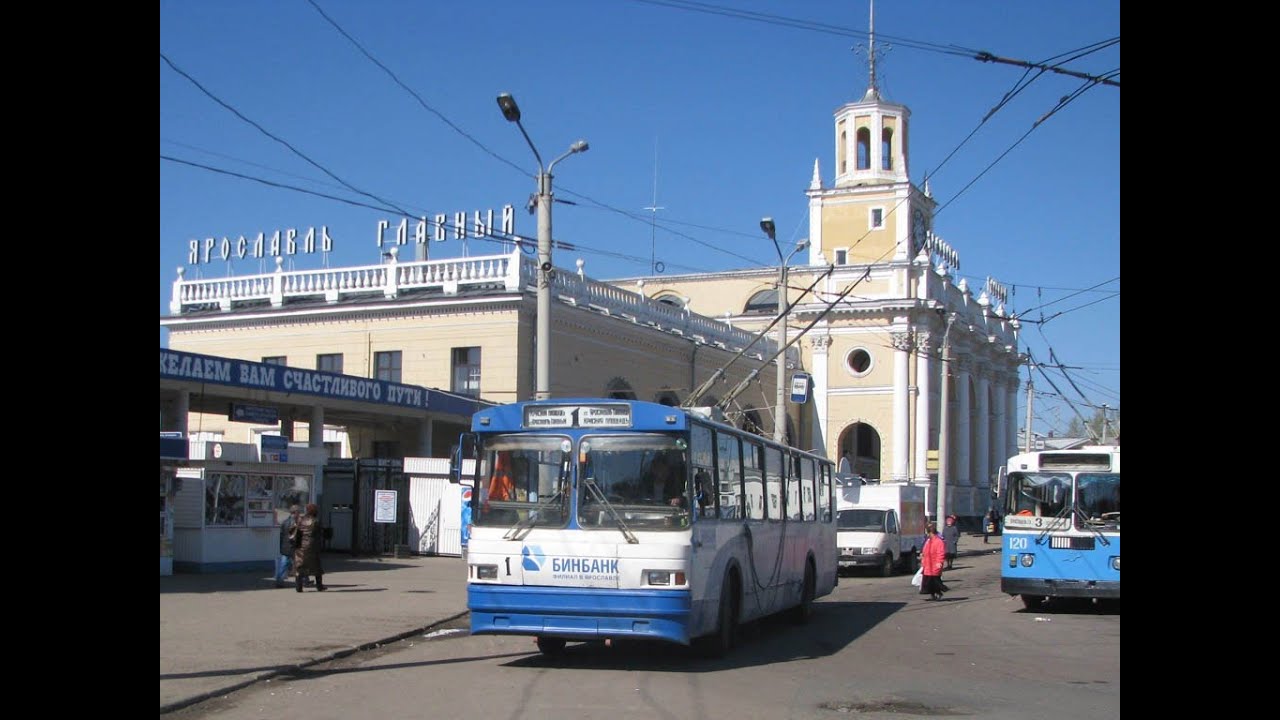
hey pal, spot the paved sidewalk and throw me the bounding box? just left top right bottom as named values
left=160, top=554, right=468, bottom=713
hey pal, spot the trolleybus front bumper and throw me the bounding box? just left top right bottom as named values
left=1002, top=577, right=1120, bottom=600
left=468, top=584, right=693, bottom=645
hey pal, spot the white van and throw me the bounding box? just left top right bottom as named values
left=836, top=483, right=928, bottom=576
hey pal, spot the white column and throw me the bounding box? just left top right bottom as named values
left=990, top=375, right=1006, bottom=478
left=309, top=406, right=325, bottom=449
left=954, top=353, right=972, bottom=486
left=418, top=418, right=434, bottom=457
left=974, top=362, right=991, bottom=491
left=891, top=331, right=912, bottom=482
left=173, top=391, right=189, bottom=435
left=914, top=331, right=932, bottom=483
left=810, top=335, right=833, bottom=456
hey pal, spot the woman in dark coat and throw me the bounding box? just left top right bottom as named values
left=942, top=515, right=960, bottom=570
left=291, top=503, right=326, bottom=592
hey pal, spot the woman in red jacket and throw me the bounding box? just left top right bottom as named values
left=919, top=521, right=949, bottom=601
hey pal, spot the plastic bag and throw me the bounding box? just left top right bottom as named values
left=911, top=567, right=923, bottom=587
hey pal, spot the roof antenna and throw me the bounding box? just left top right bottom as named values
left=642, top=137, right=665, bottom=274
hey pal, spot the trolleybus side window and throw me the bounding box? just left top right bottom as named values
left=689, top=423, right=716, bottom=518
left=786, top=452, right=803, bottom=521
left=818, top=463, right=832, bottom=522
left=765, top=446, right=783, bottom=522
left=801, top=457, right=816, bottom=521
left=716, top=431, right=742, bottom=520
left=743, top=437, right=765, bottom=521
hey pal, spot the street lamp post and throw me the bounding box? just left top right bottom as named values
left=497, top=93, right=589, bottom=401
left=760, top=217, right=809, bottom=445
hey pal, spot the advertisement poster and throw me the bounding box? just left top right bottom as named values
left=374, top=489, right=397, bottom=523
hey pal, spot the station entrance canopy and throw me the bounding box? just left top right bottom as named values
left=159, top=348, right=488, bottom=428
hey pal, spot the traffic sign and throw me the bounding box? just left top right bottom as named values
left=789, top=372, right=811, bottom=404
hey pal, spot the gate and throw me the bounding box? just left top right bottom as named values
left=355, top=458, right=407, bottom=555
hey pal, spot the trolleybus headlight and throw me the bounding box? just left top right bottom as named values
left=645, top=570, right=686, bottom=586
left=1111, top=556, right=1120, bottom=571
left=475, top=564, right=498, bottom=579
left=1020, top=554, right=1035, bottom=568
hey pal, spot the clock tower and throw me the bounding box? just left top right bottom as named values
left=806, top=7, right=934, bottom=267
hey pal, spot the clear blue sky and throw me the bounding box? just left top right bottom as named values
left=160, top=0, right=1120, bottom=438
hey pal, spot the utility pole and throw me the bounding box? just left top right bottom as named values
left=1100, top=403, right=1109, bottom=443
left=936, top=312, right=956, bottom=523
left=1024, top=375, right=1034, bottom=452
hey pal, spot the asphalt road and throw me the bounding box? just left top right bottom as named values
left=170, top=542, right=1119, bottom=720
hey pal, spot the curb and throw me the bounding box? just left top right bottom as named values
left=159, top=610, right=470, bottom=715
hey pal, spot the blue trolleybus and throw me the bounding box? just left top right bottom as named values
left=999, top=446, right=1120, bottom=609
left=454, top=398, right=837, bottom=656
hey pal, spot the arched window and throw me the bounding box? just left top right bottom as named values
left=740, top=407, right=766, bottom=437
left=881, top=128, right=893, bottom=170
left=744, top=289, right=778, bottom=314
left=856, top=128, right=871, bottom=170
left=839, top=130, right=847, bottom=174
left=655, top=294, right=685, bottom=310
left=653, top=390, right=680, bottom=406
left=605, top=377, right=636, bottom=400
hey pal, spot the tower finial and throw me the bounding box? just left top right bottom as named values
left=852, top=0, right=884, bottom=101
left=867, top=0, right=877, bottom=96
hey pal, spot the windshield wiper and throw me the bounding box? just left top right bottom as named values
left=503, top=485, right=568, bottom=541
left=582, top=477, right=638, bottom=544
left=504, top=459, right=571, bottom=541
left=1036, top=502, right=1074, bottom=545
left=1073, top=506, right=1112, bottom=546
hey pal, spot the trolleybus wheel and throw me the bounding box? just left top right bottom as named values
left=696, top=573, right=738, bottom=658
left=791, top=559, right=816, bottom=624
left=536, top=636, right=567, bottom=656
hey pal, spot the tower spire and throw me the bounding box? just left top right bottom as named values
left=867, top=0, right=878, bottom=98
left=854, top=0, right=884, bottom=102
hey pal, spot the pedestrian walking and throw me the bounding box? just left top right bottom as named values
left=919, top=521, right=949, bottom=601
left=984, top=508, right=1000, bottom=544
left=942, top=514, right=960, bottom=570
left=291, top=503, right=326, bottom=592
left=275, top=505, right=300, bottom=588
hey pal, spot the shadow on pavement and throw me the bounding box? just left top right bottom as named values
left=499, top=600, right=903, bottom=672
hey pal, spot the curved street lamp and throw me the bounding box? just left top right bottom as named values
left=497, top=93, right=589, bottom=400
left=760, top=217, right=809, bottom=444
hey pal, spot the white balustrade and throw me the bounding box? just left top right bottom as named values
left=170, top=249, right=771, bottom=357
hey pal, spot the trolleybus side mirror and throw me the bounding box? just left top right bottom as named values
left=452, top=433, right=478, bottom=484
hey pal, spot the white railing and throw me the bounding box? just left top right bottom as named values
left=170, top=249, right=523, bottom=314
left=553, top=270, right=771, bottom=357
left=168, top=248, right=771, bottom=357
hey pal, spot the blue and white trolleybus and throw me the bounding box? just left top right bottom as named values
left=999, top=446, right=1120, bottom=609
left=455, top=398, right=837, bottom=656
